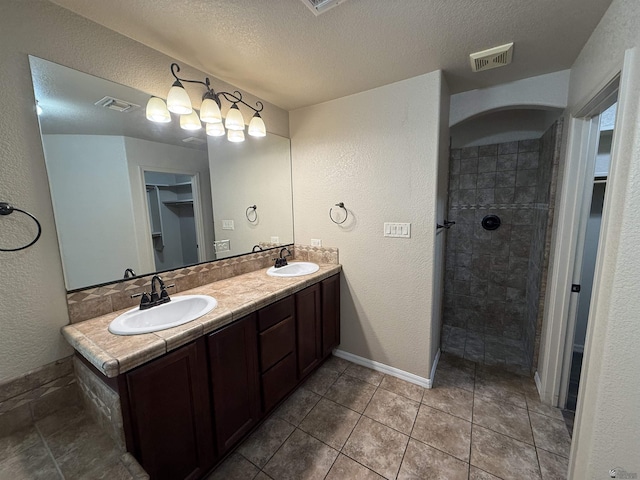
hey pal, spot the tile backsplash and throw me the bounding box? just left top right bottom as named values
left=66, top=245, right=339, bottom=324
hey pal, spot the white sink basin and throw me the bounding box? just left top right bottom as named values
left=109, top=295, right=217, bottom=335
left=267, top=262, right=320, bottom=277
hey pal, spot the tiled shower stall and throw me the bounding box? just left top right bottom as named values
left=442, top=121, right=563, bottom=374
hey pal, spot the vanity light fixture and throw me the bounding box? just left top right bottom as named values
left=148, top=63, right=266, bottom=143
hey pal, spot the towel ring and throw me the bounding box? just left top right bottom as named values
left=246, top=205, right=257, bottom=222
left=329, top=202, right=348, bottom=225
left=0, top=202, right=42, bottom=252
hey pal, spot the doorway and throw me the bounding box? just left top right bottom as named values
left=564, top=102, right=617, bottom=411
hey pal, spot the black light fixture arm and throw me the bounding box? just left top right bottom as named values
left=170, top=62, right=264, bottom=114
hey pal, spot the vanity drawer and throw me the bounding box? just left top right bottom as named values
left=261, top=352, right=297, bottom=412
left=259, top=316, right=295, bottom=372
left=257, top=296, right=294, bottom=331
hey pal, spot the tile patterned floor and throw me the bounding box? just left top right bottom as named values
left=0, top=404, right=146, bottom=479
left=208, top=353, right=571, bottom=480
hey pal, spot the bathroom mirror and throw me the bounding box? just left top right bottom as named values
left=29, top=56, right=293, bottom=291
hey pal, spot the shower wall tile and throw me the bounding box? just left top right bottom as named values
left=497, top=154, right=518, bottom=171
left=460, top=146, right=479, bottom=158
left=478, top=157, right=497, bottom=173
left=478, top=144, right=498, bottom=156
left=498, top=141, right=519, bottom=155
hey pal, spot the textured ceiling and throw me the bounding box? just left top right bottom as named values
left=49, top=0, right=613, bottom=110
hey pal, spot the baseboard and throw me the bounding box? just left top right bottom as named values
left=534, top=370, right=542, bottom=396
left=332, top=349, right=432, bottom=388
left=429, top=349, right=441, bottom=389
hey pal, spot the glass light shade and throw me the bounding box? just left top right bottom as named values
left=166, top=83, right=192, bottom=114
left=200, top=97, right=222, bottom=124
left=180, top=110, right=202, bottom=130
left=227, top=129, right=245, bottom=143
left=248, top=114, right=266, bottom=137
left=225, top=104, right=245, bottom=131
left=145, top=97, right=171, bottom=123
left=206, top=122, right=225, bottom=137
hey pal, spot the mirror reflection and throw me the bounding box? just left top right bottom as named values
left=29, top=56, right=294, bottom=291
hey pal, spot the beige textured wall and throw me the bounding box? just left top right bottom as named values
left=0, top=0, right=288, bottom=382
left=290, top=71, right=448, bottom=379
left=559, top=0, right=640, bottom=477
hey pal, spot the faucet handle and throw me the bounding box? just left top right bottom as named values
left=131, top=292, right=152, bottom=309
left=159, top=284, right=175, bottom=303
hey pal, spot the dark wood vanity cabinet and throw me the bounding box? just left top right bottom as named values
left=119, top=338, right=214, bottom=480
left=207, top=313, right=261, bottom=456
left=120, top=273, right=340, bottom=480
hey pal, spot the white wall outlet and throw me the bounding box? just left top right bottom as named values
left=271, top=236, right=280, bottom=243
left=384, top=222, right=411, bottom=238
left=214, top=239, right=230, bottom=252
left=311, top=239, right=322, bottom=247
left=222, top=220, right=234, bottom=230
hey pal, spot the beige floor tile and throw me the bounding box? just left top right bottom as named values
left=325, top=375, right=377, bottom=413
left=0, top=441, right=62, bottom=480
left=299, top=398, right=360, bottom=450
left=82, top=458, right=139, bottom=480
left=34, top=405, right=88, bottom=437
left=525, top=395, right=565, bottom=421
left=529, top=412, right=572, bottom=458
left=470, top=425, right=540, bottom=479
left=323, top=356, right=352, bottom=374
left=537, top=448, right=569, bottom=480
left=434, top=363, right=475, bottom=392
left=237, top=416, right=295, bottom=468
left=379, top=375, right=424, bottom=403
left=473, top=396, right=533, bottom=444
left=0, top=425, right=41, bottom=459
left=439, top=353, right=476, bottom=373
left=397, top=438, right=469, bottom=480
left=412, top=404, right=472, bottom=462
left=263, top=429, right=338, bottom=480
left=363, top=388, right=419, bottom=435
left=206, top=452, right=259, bottom=480
left=274, top=387, right=321, bottom=426
left=474, top=373, right=526, bottom=409
left=45, top=416, right=109, bottom=459
left=303, top=365, right=340, bottom=396
left=253, top=473, right=273, bottom=480
left=422, top=385, right=474, bottom=421
left=326, top=454, right=385, bottom=480
left=343, top=416, right=409, bottom=480
left=344, top=364, right=384, bottom=386
left=469, top=465, right=502, bottom=479
left=55, top=428, right=120, bottom=479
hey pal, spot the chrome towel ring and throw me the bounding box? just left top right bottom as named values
left=0, top=202, right=42, bottom=252
left=329, top=202, right=348, bottom=225
left=246, top=205, right=258, bottom=222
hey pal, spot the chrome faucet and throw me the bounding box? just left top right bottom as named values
left=131, top=275, right=174, bottom=310
left=274, top=247, right=292, bottom=268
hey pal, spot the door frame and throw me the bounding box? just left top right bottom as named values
left=536, top=74, right=620, bottom=408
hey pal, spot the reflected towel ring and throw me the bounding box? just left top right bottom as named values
left=0, top=202, right=42, bottom=252
left=329, top=202, right=348, bottom=225
left=246, top=205, right=257, bottom=222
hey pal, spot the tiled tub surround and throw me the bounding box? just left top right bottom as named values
left=66, top=244, right=339, bottom=324
left=443, top=126, right=562, bottom=373
left=62, top=262, right=341, bottom=378
left=205, top=352, right=570, bottom=480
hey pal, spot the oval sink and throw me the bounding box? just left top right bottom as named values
left=267, top=262, right=320, bottom=277
left=109, top=295, right=217, bottom=335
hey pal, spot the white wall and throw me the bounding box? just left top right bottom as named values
left=290, top=71, right=448, bottom=379
left=125, top=137, right=213, bottom=273
left=42, top=134, right=138, bottom=290
left=449, top=70, right=570, bottom=127
left=0, top=0, right=288, bottom=382
left=208, top=134, right=293, bottom=257
left=549, top=0, right=640, bottom=477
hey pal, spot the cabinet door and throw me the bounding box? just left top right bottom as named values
left=120, top=339, right=214, bottom=480
left=296, top=283, right=322, bottom=378
left=322, top=274, right=341, bottom=358
left=207, top=314, right=260, bottom=456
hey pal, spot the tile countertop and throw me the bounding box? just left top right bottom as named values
left=62, top=263, right=342, bottom=378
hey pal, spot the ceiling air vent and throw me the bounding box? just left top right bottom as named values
left=470, top=42, right=514, bottom=72
left=94, top=96, right=140, bottom=112
left=300, top=0, right=346, bottom=16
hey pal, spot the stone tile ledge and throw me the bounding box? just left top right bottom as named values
left=62, top=263, right=342, bottom=378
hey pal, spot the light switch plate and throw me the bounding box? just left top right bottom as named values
left=384, top=222, right=411, bottom=238
left=222, top=220, right=234, bottom=230
left=311, top=239, right=322, bottom=247
left=271, top=236, right=280, bottom=243
left=214, top=239, right=230, bottom=252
